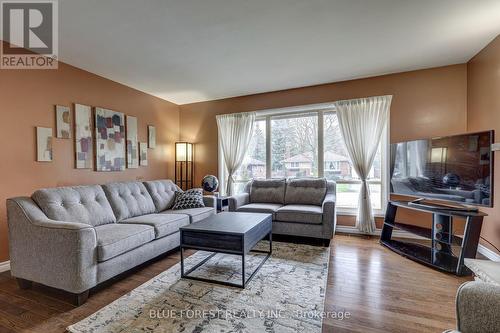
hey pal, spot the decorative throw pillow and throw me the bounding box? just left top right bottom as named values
left=172, top=188, right=205, bottom=210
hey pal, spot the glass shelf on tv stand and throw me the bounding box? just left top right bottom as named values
left=380, top=201, right=486, bottom=276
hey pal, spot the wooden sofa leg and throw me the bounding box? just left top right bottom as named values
left=74, top=290, right=90, bottom=306
left=17, top=278, right=33, bottom=290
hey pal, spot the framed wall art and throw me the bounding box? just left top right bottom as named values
left=56, top=105, right=71, bottom=139
left=74, top=104, right=93, bottom=169
left=36, top=127, right=53, bottom=162
left=148, top=125, right=156, bottom=148
left=95, top=107, right=126, bottom=171
left=126, top=116, right=139, bottom=168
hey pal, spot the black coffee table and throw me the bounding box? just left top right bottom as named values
left=180, top=212, right=272, bottom=288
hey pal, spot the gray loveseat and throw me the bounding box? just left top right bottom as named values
left=228, top=178, right=336, bottom=245
left=6, top=179, right=215, bottom=305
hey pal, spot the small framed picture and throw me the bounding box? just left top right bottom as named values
left=148, top=125, right=156, bottom=148
left=56, top=105, right=71, bottom=139
left=36, top=127, right=53, bottom=162
left=140, top=142, right=148, bottom=166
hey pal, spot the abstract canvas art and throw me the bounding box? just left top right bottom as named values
left=95, top=107, right=126, bottom=171
left=74, top=104, right=93, bottom=169
left=148, top=125, right=156, bottom=148
left=36, top=127, right=53, bottom=162
left=140, top=142, right=148, bottom=166
left=56, top=105, right=71, bottom=139
left=126, top=116, right=139, bottom=168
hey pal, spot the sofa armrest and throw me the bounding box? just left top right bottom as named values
left=203, top=195, right=217, bottom=213
left=322, top=193, right=337, bottom=238
left=228, top=193, right=250, bottom=211
left=454, top=281, right=500, bottom=333
left=203, top=195, right=216, bottom=207
left=7, top=197, right=97, bottom=293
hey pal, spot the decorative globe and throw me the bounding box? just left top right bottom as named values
left=201, top=175, right=219, bottom=192
left=443, top=173, right=460, bottom=188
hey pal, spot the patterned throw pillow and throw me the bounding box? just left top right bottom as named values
left=172, top=188, right=205, bottom=210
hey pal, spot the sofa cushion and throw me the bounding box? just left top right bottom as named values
left=143, top=179, right=179, bottom=211
left=250, top=179, right=286, bottom=204
left=408, top=177, right=434, bottom=193
left=285, top=178, right=327, bottom=206
left=276, top=204, right=323, bottom=224
left=120, top=213, right=189, bottom=239
left=236, top=203, right=282, bottom=216
left=32, top=185, right=116, bottom=226
left=172, top=188, right=205, bottom=210
left=102, top=181, right=156, bottom=221
left=95, top=223, right=155, bottom=262
left=161, top=207, right=214, bottom=223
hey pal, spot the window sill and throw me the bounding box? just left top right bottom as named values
left=337, top=210, right=385, bottom=218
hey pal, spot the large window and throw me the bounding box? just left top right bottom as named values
left=323, top=112, right=383, bottom=210
left=271, top=113, right=318, bottom=178
left=221, top=107, right=388, bottom=214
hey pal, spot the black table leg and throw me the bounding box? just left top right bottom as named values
left=242, top=252, right=246, bottom=287
left=182, top=243, right=272, bottom=288
left=269, top=232, right=272, bottom=253
left=180, top=245, right=184, bottom=277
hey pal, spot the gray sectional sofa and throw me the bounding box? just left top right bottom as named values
left=228, top=178, right=336, bottom=245
left=6, top=179, right=215, bottom=305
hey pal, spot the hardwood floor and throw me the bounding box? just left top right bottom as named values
left=323, top=235, right=470, bottom=333
left=0, top=235, right=470, bottom=333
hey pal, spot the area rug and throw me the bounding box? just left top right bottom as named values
left=67, top=241, right=330, bottom=333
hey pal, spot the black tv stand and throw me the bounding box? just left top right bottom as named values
left=408, top=198, right=478, bottom=212
left=380, top=201, right=486, bottom=276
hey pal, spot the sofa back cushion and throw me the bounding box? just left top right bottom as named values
left=32, top=185, right=116, bottom=226
left=102, top=181, right=156, bottom=221
left=143, top=179, right=179, bottom=211
left=285, top=178, right=327, bottom=206
left=250, top=179, right=286, bottom=204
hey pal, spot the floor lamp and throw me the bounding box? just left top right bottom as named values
left=175, top=142, right=194, bottom=190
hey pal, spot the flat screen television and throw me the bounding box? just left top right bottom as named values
left=391, top=131, right=494, bottom=208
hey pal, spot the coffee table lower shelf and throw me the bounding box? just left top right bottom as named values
left=180, top=242, right=272, bottom=288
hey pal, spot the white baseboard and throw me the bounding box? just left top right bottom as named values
left=478, top=244, right=500, bottom=262
left=336, top=226, right=500, bottom=261
left=336, top=226, right=426, bottom=239
left=0, top=261, right=10, bottom=273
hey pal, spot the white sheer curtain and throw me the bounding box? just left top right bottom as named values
left=334, top=95, right=392, bottom=233
left=216, top=112, right=255, bottom=196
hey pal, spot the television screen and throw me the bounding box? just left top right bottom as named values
left=391, top=131, right=494, bottom=207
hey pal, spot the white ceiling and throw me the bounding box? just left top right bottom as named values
left=58, top=0, right=500, bottom=105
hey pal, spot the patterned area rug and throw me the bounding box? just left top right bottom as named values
left=67, top=241, right=330, bottom=333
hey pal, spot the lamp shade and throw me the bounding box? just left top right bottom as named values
left=431, top=147, right=447, bottom=163
left=175, top=142, right=194, bottom=191
left=176, top=142, right=193, bottom=162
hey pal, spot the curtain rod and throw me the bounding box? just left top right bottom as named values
left=255, top=102, right=336, bottom=116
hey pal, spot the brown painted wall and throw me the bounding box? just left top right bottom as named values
left=467, top=35, right=500, bottom=252
left=0, top=57, right=180, bottom=262
left=180, top=64, right=467, bottom=185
